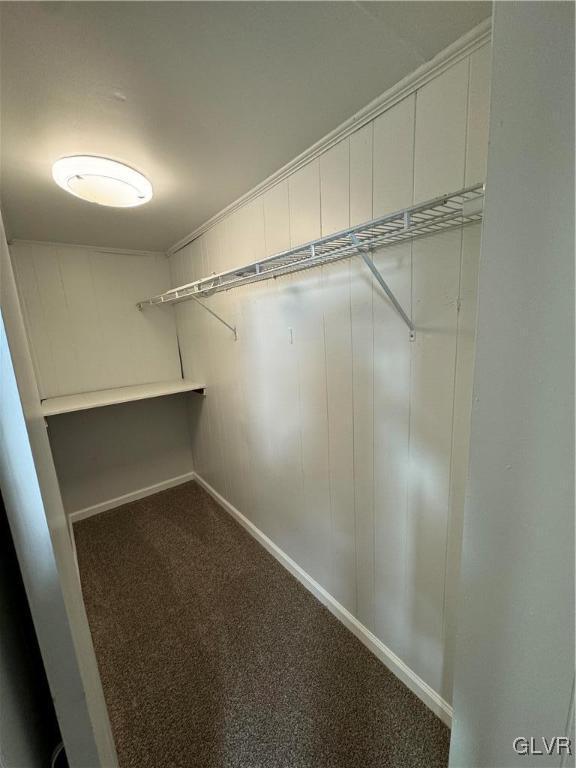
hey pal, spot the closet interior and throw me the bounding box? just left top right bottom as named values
left=2, top=3, right=529, bottom=767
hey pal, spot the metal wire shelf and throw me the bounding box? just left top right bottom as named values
left=138, top=183, right=484, bottom=340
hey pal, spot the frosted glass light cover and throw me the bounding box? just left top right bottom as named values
left=52, top=156, right=153, bottom=207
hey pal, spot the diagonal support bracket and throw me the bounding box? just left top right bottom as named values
left=189, top=295, right=237, bottom=340
left=351, top=235, right=415, bottom=341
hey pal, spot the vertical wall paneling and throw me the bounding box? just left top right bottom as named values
left=92, top=252, right=137, bottom=387
left=250, top=182, right=305, bottom=549
left=10, top=249, right=58, bottom=396
left=465, top=44, right=492, bottom=186
left=32, top=246, right=83, bottom=395
left=263, top=182, right=291, bottom=256
left=238, top=278, right=279, bottom=537
left=288, top=161, right=321, bottom=248
left=10, top=242, right=194, bottom=514
left=57, top=248, right=109, bottom=392
left=10, top=243, right=182, bottom=399
left=285, top=160, right=333, bottom=588
left=405, top=230, right=462, bottom=694
left=372, top=92, right=416, bottom=658
left=319, top=140, right=350, bottom=237
left=232, top=200, right=266, bottom=532
left=373, top=95, right=415, bottom=217
left=186, top=260, right=222, bottom=495
left=349, top=123, right=375, bottom=630
left=204, top=240, right=243, bottom=511
left=166, top=46, right=488, bottom=712
left=174, top=238, right=218, bottom=493
left=349, top=124, right=374, bottom=228
left=414, top=59, right=469, bottom=203
left=406, top=57, right=470, bottom=691
left=173, top=239, right=203, bottom=384
left=197, top=225, right=232, bottom=500
left=441, top=223, right=481, bottom=700
left=320, top=140, right=356, bottom=611
left=216, top=222, right=258, bottom=529
left=372, top=241, right=412, bottom=659
left=4, top=240, right=197, bottom=517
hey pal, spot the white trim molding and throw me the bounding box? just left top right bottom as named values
left=193, top=472, right=454, bottom=727
left=9, top=238, right=165, bottom=259
left=170, top=17, right=491, bottom=255
left=67, top=471, right=196, bottom=524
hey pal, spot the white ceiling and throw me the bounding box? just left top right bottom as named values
left=0, top=1, right=491, bottom=251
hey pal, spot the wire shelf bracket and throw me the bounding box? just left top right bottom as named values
left=189, top=295, right=237, bottom=340
left=350, top=233, right=416, bottom=341
left=137, top=183, right=484, bottom=343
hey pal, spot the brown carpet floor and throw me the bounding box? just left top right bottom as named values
left=74, top=481, right=450, bottom=768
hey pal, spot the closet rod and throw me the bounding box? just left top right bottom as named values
left=137, top=184, right=484, bottom=336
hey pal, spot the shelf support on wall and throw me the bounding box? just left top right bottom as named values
left=138, top=288, right=237, bottom=340
left=188, top=295, right=238, bottom=340
left=350, top=234, right=416, bottom=341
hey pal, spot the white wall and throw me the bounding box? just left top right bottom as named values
left=449, top=3, right=574, bottom=766
left=10, top=241, right=181, bottom=399
left=49, top=394, right=194, bottom=514
left=170, top=35, right=491, bottom=712
left=9, top=240, right=194, bottom=514
left=0, top=219, right=118, bottom=766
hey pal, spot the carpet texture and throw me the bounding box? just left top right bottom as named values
left=74, top=481, right=450, bottom=768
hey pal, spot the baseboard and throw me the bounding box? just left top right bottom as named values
left=193, top=471, right=454, bottom=728
left=68, top=471, right=196, bottom=524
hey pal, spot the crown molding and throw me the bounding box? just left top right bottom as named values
left=169, top=17, right=492, bottom=256
left=9, top=239, right=165, bottom=258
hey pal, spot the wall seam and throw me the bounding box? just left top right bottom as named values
left=287, top=176, right=308, bottom=582
left=350, top=134, right=361, bottom=619
left=319, top=158, right=336, bottom=598
left=369, top=120, right=376, bottom=632
left=55, top=252, right=84, bottom=393
left=7, top=251, right=47, bottom=400
left=440, top=55, right=472, bottom=681
left=343, top=139, right=357, bottom=616
left=402, top=90, right=417, bottom=657
left=31, top=251, right=61, bottom=397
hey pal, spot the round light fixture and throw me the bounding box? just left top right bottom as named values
left=52, top=156, right=153, bottom=207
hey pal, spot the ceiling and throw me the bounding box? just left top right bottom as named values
left=0, top=1, right=491, bottom=252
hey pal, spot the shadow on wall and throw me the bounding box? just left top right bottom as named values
left=0, top=492, right=63, bottom=768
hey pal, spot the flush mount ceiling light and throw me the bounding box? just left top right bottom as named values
left=52, top=156, right=153, bottom=207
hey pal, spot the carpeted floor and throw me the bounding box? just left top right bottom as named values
left=74, top=481, right=450, bottom=768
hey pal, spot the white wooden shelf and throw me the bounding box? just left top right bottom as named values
left=41, top=380, right=205, bottom=417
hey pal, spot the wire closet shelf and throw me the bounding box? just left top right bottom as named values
left=137, top=183, right=484, bottom=338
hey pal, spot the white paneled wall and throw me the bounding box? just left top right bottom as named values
left=48, top=395, right=194, bottom=514
left=171, top=43, right=491, bottom=709
left=10, top=242, right=181, bottom=399
left=9, top=241, right=190, bottom=516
